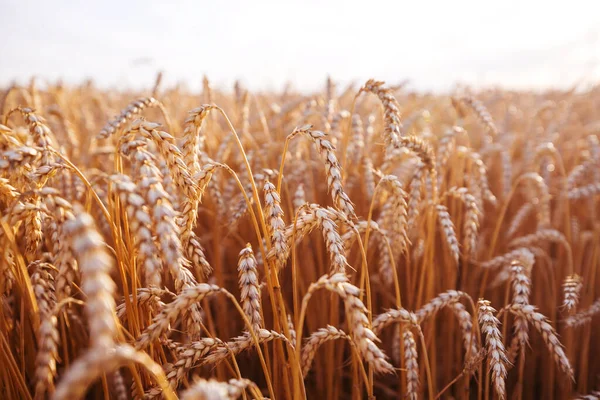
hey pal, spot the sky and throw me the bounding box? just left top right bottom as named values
left=1, top=0, right=599, bottom=92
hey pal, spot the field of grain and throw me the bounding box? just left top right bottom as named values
left=0, top=77, right=599, bottom=399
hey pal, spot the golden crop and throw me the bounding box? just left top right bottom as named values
left=0, top=76, right=599, bottom=399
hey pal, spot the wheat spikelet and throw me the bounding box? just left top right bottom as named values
left=136, top=283, right=222, bottom=350
left=120, top=136, right=203, bottom=332
left=98, top=97, right=161, bottom=138
left=372, top=307, right=417, bottom=335
left=471, top=150, right=497, bottom=207
left=116, top=287, right=169, bottom=320
left=325, top=76, right=337, bottom=122
left=562, top=274, right=583, bottom=311
left=305, top=273, right=394, bottom=373
left=138, top=175, right=192, bottom=290
left=507, top=304, right=574, bottom=379
left=24, top=195, right=43, bottom=257
left=123, top=121, right=204, bottom=264
left=111, top=174, right=163, bottom=288
left=398, top=136, right=437, bottom=188
left=509, top=228, right=568, bottom=249
left=346, top=114, right=365, bottom=167
left=567, top=162, right=594, bottom=190
left=269, top=205, right=349, bottom=273
left=263, top=180, right=288, bottom=265
left=415, top=290, right=469, bottom=323
left=290, top=125, right=355, bottom=217
left=0, top=122, right=20, bottom=149
left=403, top=328, right=420, bottom=400
left=0, top=177, right=19, bottom=204
left=378, top=173, right=410, bottom=254
left=520, top=172, right=551, bottom=228
left=14, top=107, right=55, bottom=164
left=507, top=260, right=532, bottom=363
left=451, top=302, right=479, bottom=359
left=446, top=186, right=480, bottom=257
left=359, top=79, right=403, bottom=149
left=268, top=205, right=319, bottom=268
left=237, top=244, right=262, bottom=332
left=202, top=329, right=287, bottom=366
left=362, top=155, right=376, bottom=199
left=111, top=370, right=128, bottom=400
left=340, top=220, right=383, bottom=252
left=293, top=183, right=306, bottom=212
left=568, top=182, right=600, bottom=200
left=39, top=190, right=79, bottom=301
left=0, top=145, right=39, bottom=171
left=129, top=120, right=197, bottom=197
left=31, top=262, right=59, bottom=399
left=301, top=325, right=350, bottom=377
left=287, top=314, right=297, bottom=348
left=407, top=161, right=424, bottom=231
left=181, top=105, right=216, bottom=175
left=342, top=221, right=394, bottom=283
left=179, top=161, right=226, bottom=255
left=53, top=345, right=166, bottom=400
left=63, top=208, right=117, bottom=349
left=164, top=337, right=224, bottom=390
left=180, top=378, right=256, bottom=400
left=226, top=175, right=254, bottom=225
left=202, top=75, right=213, bottom=103
left=435, top=126, right=463, bottom=179
left=478, top=299, right=508, bottom=400
left=481, top=247, right=535, bottom=270
left=563, top=298, right=600, bottom=328
left=316, top=207, right=350, bottom=273
left=490, top=249, right=539, bottom=290
left=501, top=148, right=512, bottom=198
left=507, top=203, right=535, bottom=238
left=435, top=204, right=460, bottom=263
left=457, top=95, right=499, bottom=136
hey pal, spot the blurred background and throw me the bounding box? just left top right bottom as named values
left=1, top=0, right=599, bottom=92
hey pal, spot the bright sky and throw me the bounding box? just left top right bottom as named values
left=1, top=0, right=599, bottom=92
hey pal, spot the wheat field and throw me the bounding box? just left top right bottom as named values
left=0, top=76, right=599, bottom=399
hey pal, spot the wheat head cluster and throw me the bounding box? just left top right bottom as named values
left=0, top=76, right=599, bottom=400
